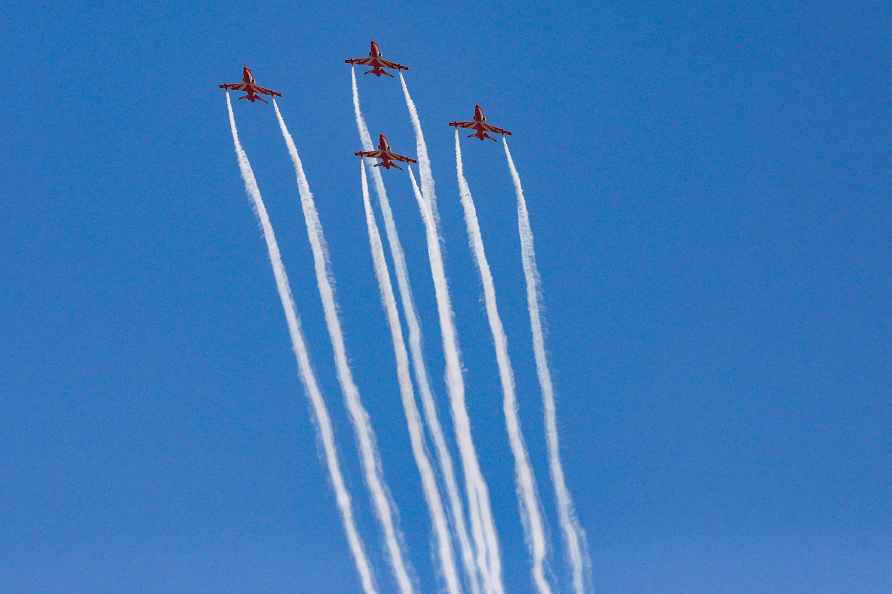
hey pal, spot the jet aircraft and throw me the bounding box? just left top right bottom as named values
left=219, top=66, right=282, bottom=103
left=449, top=104, right=512, bottom=141
left=355, top=134, right=417, bottom=170
left=345, top=41, right=408, bottom=77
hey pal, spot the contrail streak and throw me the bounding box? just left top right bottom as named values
left=381, top=70, right=503, bottom=594
left=357, top=160, right=463, bottom=594
left=398, top=73, right=437, bottom=212
left=351, top=70, right=503, bottom=594
left=454, top=130, right=553, bottom=594
left=268, top=99, right=415, bottom=594
left=351, top=69, right=480, bottom=594
left=406, top=169, right=496, bottom=594
left=407, top=170, right=487, bottom=594
left=503, top=139, right=590, bottom=594
left=224, top=93, right=377, bottom=594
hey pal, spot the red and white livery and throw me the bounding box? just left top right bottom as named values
left=355, top=134, right=417, bottom=170
left=449, top=104, right=512, bottom=141
left=345, top=41, right=408, bottom=78
left=218, top=66, right=282, bottom=103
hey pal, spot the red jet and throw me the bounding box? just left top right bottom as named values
left=449, top=104, right=512, bottom=141
left=219, top=66, right=282, bottom=103
left=345, top=41, right=408, bottom=77
left=355, top=134, right=417, bottom=170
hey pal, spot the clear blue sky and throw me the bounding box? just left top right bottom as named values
left=3, top=1, right=890, bottom=593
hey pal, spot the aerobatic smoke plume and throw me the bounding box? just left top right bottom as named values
left=400, top=75, right=503, bottom=594
left=403, top=174, right=483, bottom=594
left=357, top=160, right=463, bottom=594
left=269, top=99, right=416, bottom=594
left=399, top=73, right=437, bottom=212
left=503, top=140, right=591, bottom=594
left=352, top=72, right=479, bottom=594
left=409, top=169, right=503, bottom=592
left=225, top=93, right=377, bottom=594
left=403, top=149, right=504, bottom=594
left=454, top=130, right=553, bottom=594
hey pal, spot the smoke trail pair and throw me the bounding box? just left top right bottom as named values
left=398, top=167, right=485, bottom=594
left=269, top=100, right=415, bottom=594
left=503, top=140, right=591, bottom=594
left=454, top=130, right=552, bottom=594
left=356, top=159, right=463, bottom=594
left=351, top=69, right=483, bottom=594
left=396, top=74, right=506, bottom=594
left=356, top=71, right=485, bottom=594
left=224, top=93, right=377, bottom=594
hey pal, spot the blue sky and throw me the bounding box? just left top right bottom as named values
left=3, top=1, right=891, bottom=592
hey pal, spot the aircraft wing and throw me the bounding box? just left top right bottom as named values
left=379, top=58, right=408, bottom=71
left=449, top=121, right=477, bottom=129
left=389, top=151, right=417, bottom=164
left=255, top=85, right=282, bottom=98
left=482, top=123, right=512, bottom=136
left=355, top=150, right=385, bottom=158
left=346, top=57, right=375, bottom=66
left=219, top=82, right=249, bottom=91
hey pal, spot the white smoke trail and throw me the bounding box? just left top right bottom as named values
left=454, top=130, right=553, bottom=594
left=398, top=73, right=437, bottom=212
left=224, top=93, right=377, bottom=594
left=351, top=70, right=503, bottom=594
left=406, top=168, right=498, bottom=594
left=267, top=99, right=415, bottom=594
left=396, top=185, right=484, bottom=594
left=394, top=74, right=504, bottom=594
left=349, top=68, right=481, bottom=594
left=357, top=160, right=463, bottom=594
left=503, top=139, right=590, bottom=594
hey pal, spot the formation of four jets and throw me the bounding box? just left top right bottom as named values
left=218, top=40, right=513, bottom=171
